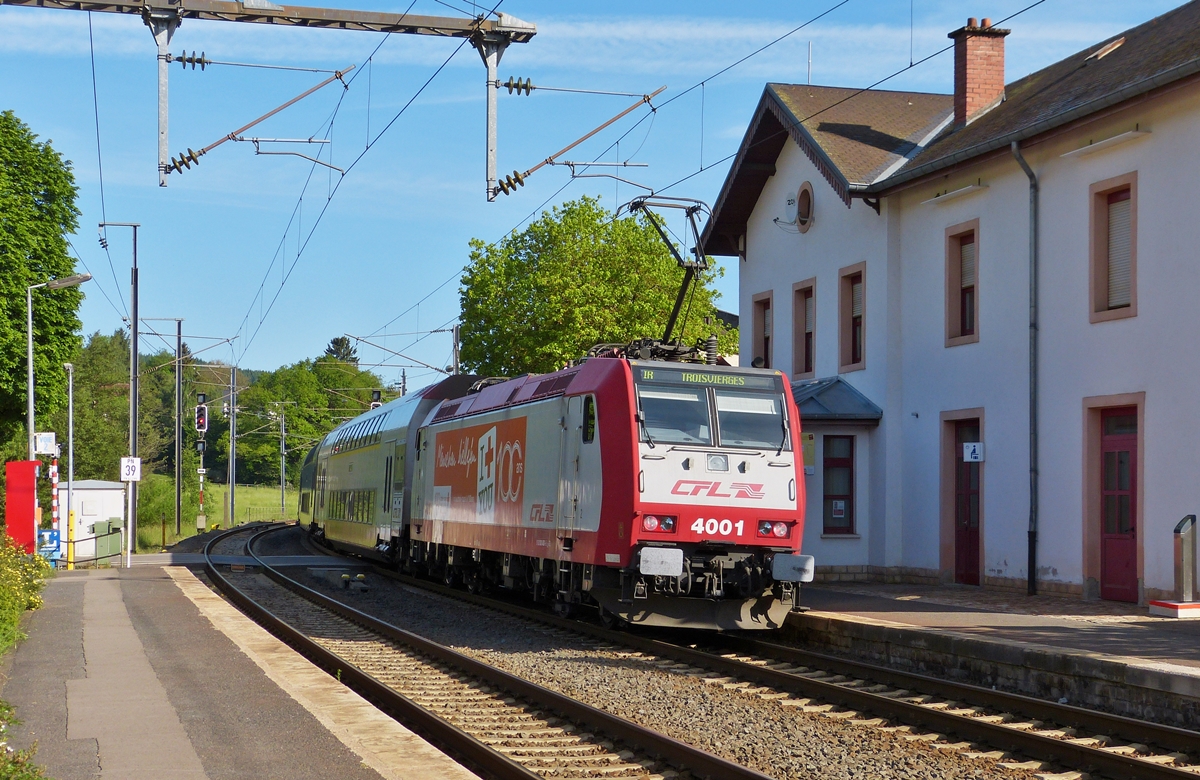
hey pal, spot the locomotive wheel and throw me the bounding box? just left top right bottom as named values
left=597, top=604, right=626, bottom=630
left=465, top=569, right=483, bottom=595
left=442, top=566, right=460, bottom=588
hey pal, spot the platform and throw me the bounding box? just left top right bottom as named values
left=787, top=582, right=1200, bottom=727
left=0, top=566, right=479, bottom=780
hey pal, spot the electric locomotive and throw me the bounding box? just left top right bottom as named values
left=299, top=355, right=814, bottom=630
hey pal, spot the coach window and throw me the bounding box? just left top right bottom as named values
left=823, top=435, right=855, bottom=534
left=583, top=396, right=596, bottom=442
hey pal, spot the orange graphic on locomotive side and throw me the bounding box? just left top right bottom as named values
left=433, top=418, right=527, bottom=525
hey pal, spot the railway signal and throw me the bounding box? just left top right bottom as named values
left=194, top=404, right=208, bottom=433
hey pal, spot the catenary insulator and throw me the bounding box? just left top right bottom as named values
left=168, top=147, right=204, bottom=174
left=496, top=169, right=526, bottom=195
left=502, top=76, right=533, bottom=95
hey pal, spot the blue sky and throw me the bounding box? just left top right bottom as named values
left=0, top=0, right=1180, bottom=386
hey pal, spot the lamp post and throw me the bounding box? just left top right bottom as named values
left=27, top=273, right=92, bottom=459
left=64, top=362, right=75, bottom=570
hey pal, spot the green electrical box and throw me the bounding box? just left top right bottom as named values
left=93, top=520, right=122, bottom=564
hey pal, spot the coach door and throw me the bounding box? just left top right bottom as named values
left=558, top=395, right=583, bottom=538
left=1100, top=408, right=1138, bottom=602
left=954, top=420, right=981, bottom=586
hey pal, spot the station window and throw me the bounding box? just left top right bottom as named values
left=838, top=263, right=865, bottom=372
left=945, top=220, right=980, bottom=346
left=752, top=293, right=773, bottom=369
left=823, top=435, right=855, bottom=534
left=792, top=279, right=815, bottom=379
left=1090, top=172, right=1137, bottom=322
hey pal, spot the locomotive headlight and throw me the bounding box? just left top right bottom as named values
left=706, top=453, right=729, bottom=472
left=642, top=515, right=677, bottom=533
left=757, top=521, right=791, bottom=538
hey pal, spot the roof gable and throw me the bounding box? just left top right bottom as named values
left=704, top=85, right=951, bottom=255
left=791, top=376, right=882, bottom=425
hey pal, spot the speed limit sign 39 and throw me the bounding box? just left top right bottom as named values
left=120, top=457, right=142, bottom=482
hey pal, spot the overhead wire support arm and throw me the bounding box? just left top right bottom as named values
left=493, top=85, right=666, bottom=196
left=1, top=1, right=536, bottom=192
left=166, top=65, right=354, bottom=173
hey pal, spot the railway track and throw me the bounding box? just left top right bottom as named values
left=202, top=524, right=773, bottom=780
left=291, top=532, right=1200, bottom=780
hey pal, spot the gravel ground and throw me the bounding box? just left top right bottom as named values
left=271, top=533, right=1039, bottom=780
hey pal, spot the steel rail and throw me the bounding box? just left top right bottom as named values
left=0, top=1, right=535, bottom=39
left=202, top=525, right=543, bottom=780
left=219, top=525, right=773, bottom=780
left=353, top=562, right=1200, bottom=780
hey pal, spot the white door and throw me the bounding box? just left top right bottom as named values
left=558, top=396, right=583, bottom=536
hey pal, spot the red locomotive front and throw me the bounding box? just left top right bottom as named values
left=403, top=357, right=812, bottom=630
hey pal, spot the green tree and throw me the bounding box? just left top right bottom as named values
left=323, top=336, right=358, bottom=365
left=0, top=111, right=83, bottom=443
left=459, top=196, right=736, bottom=377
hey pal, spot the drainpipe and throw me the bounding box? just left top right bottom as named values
left=1011, top=140, right=1038, bottom=596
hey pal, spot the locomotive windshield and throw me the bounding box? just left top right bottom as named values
left=638, top=387, right=711, bottom=444
left=633, top=364, right=790, bottom=450
left=715, top=390, right=787, bottom=449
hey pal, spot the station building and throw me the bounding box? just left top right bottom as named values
left=703, top=3, right=1200, bottom=602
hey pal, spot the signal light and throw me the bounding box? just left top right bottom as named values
left=641, top=515, right=676, bottom=533
left=757, top=521, right=790, bottom=539
left=194, top=404, right=208, bottom=433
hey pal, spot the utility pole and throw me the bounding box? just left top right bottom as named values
left=176, top=320, right=182, bottom=534
left=229, top=365, right=236, bottom=526
left=145, top=317, right=185, bottom=535
left=279, top=405, right=286, bottom=518
left=452, top=324, right=461, bottom=374
left=401, top=369, right=407, bottom=397
left=101, top=222, right=140, bottom=551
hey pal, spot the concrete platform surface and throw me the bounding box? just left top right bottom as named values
left=800, top=583, right=1200, bottom=668
left=788, top=583, right=1200, bottom=726
left=1, top=567, right=479, bottom=780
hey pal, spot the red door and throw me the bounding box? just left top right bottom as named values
left=1100, top=408, right=1138, bottom=602
left=954, top=421, right=981, bottom=586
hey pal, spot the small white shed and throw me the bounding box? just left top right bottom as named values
left=57, top=480, right=125, bottom=565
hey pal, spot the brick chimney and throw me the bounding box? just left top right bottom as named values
left=949, top=17, right=1010, bottom=126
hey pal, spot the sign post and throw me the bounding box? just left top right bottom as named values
left=120, top=456, right=142, bottom=567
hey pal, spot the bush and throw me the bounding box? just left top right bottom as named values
left=0, top=536, right=50, bottom=657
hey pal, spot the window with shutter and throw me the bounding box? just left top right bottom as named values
left=1107, top=190, right=1132, bottom=309
left=1090, top=173, right=1136, bottom=322
left=792, top=281, right=815, bottom=377
left=753, top=294, right=772, bottom=369
left=838, top=264, right=866, bottom=371
left=850, top=275, right=863, bottom=365
left=960, top=234, right=976, bottom=336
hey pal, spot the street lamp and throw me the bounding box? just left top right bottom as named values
left=27, top=273, right=91, bottom=459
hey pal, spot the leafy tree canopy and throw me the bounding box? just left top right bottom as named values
left=459, top=196, right=736, bottom=377
left=0, top=110, right=83, bottom=442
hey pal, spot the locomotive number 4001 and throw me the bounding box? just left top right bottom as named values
left=692, top=518, right=744, bottom=536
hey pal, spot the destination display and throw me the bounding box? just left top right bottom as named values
left=633, top=366, right=779, bottom=391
